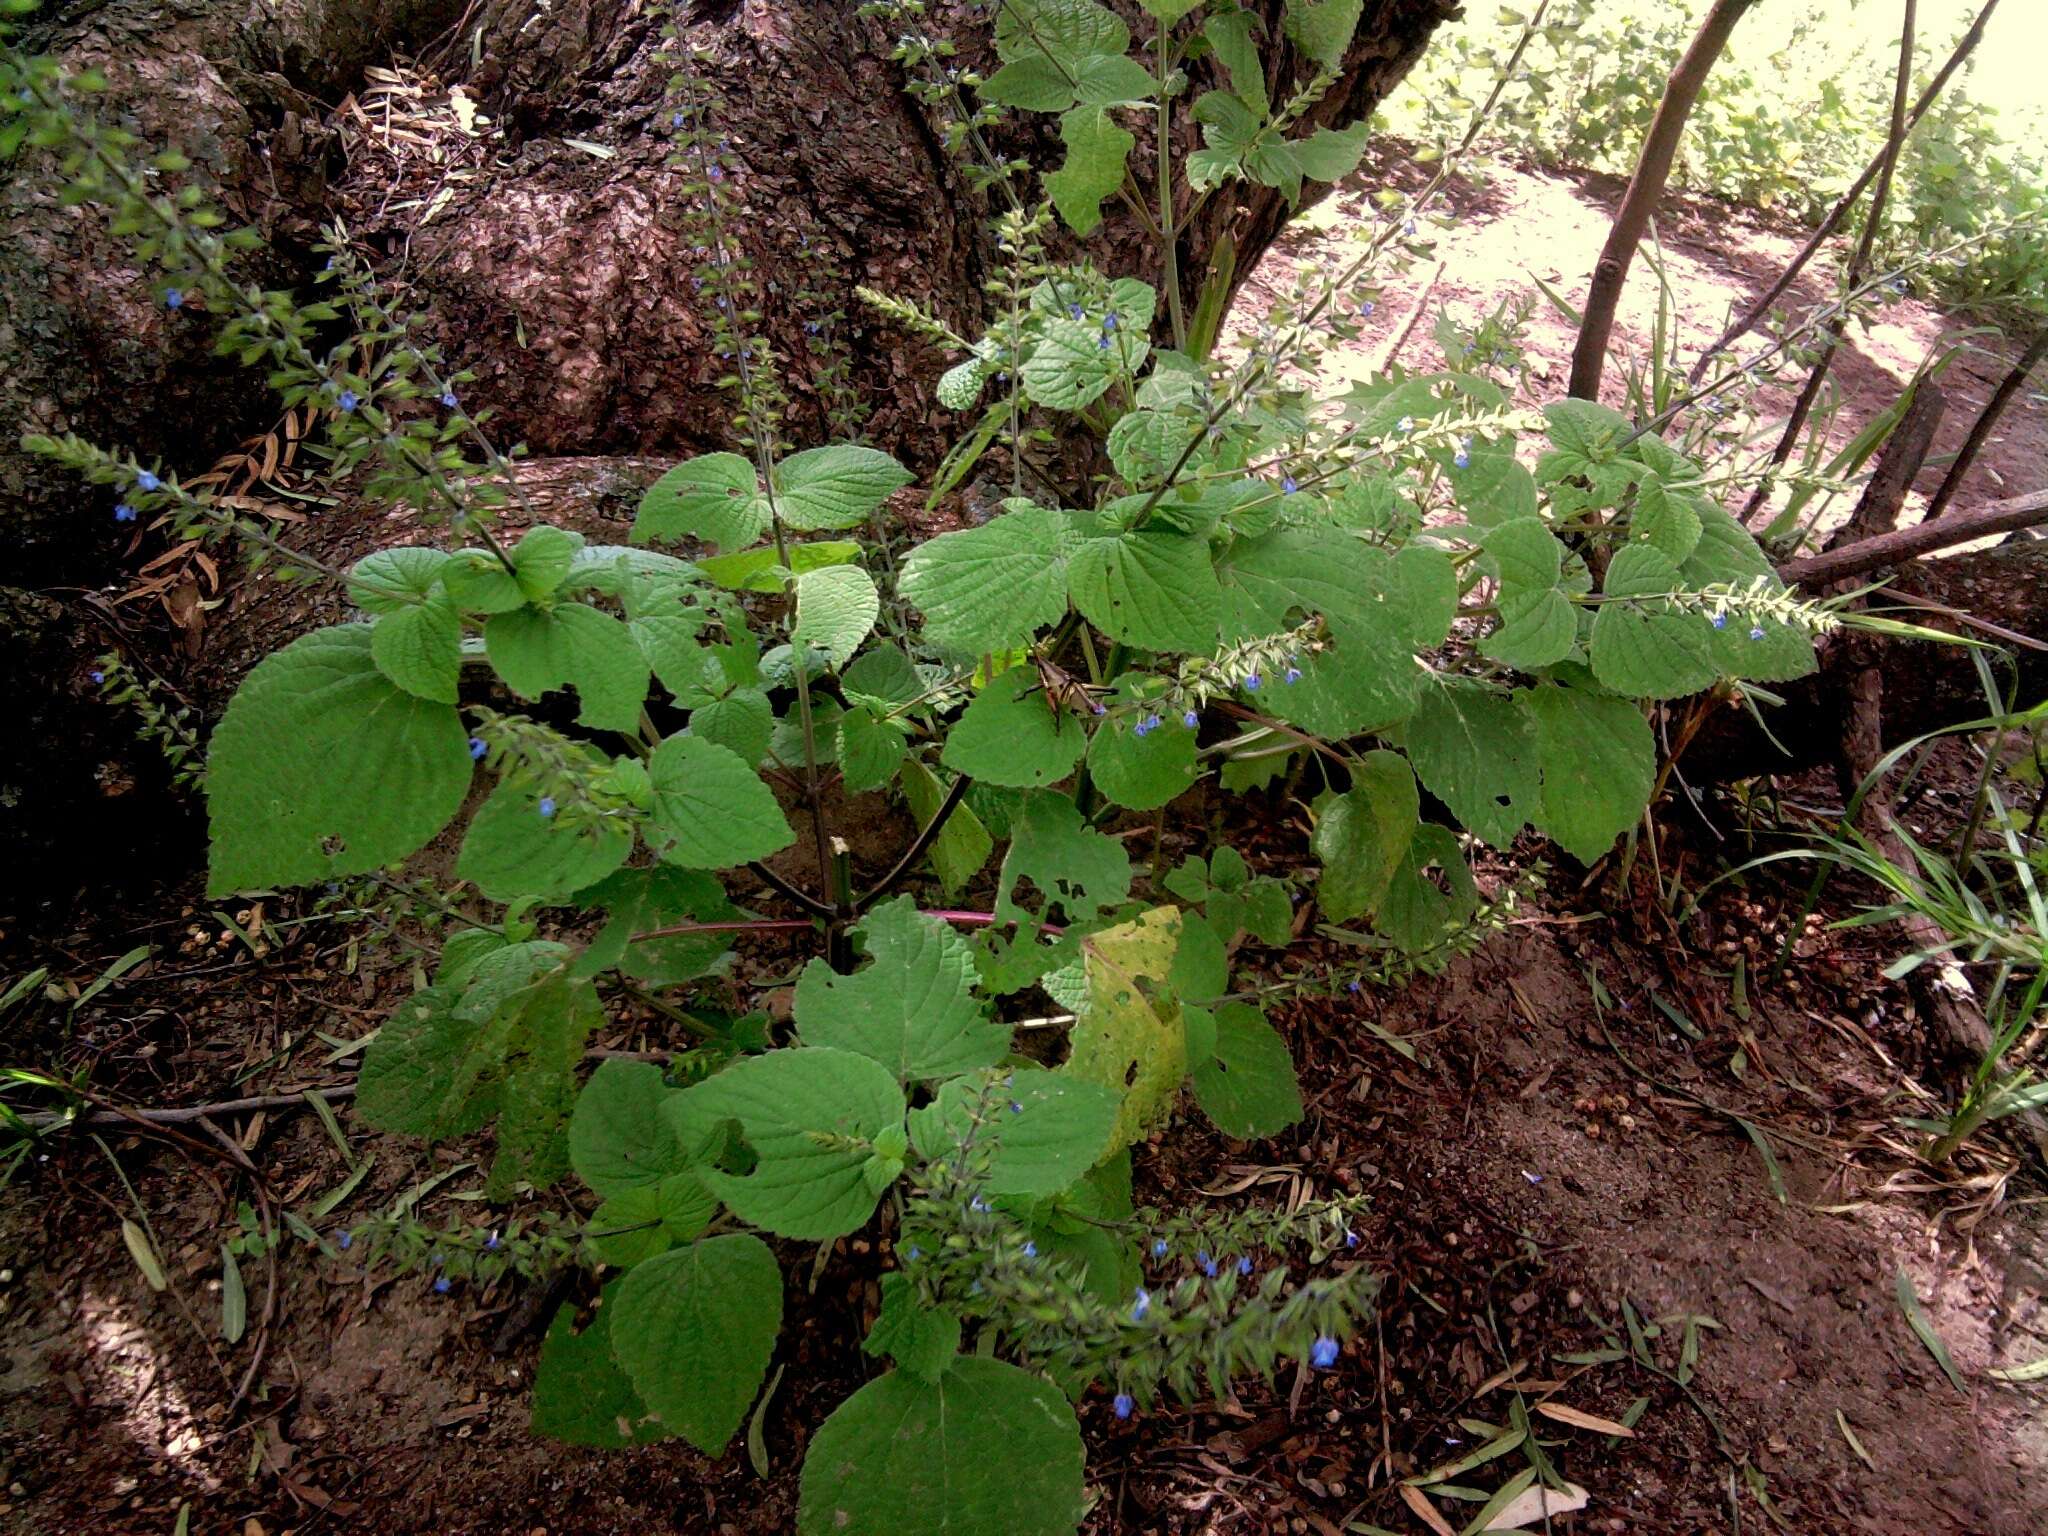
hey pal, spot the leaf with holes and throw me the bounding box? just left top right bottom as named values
left=1065, top=907, right=1185, bottom=1151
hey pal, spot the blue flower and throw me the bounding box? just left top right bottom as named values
left=1183, top=709, right=1200, bottom=729
left=1310, top=1335, right=1340, bottom=1369
left=538, top=796, right=557, bottom=818
left=485, top=1230, right=501, bottom=1251
left=338, top=389, right=360, bottom=412
left=1398, top=416, right=1414, bottom=433
left=1244, top=671, right=1262, bottom=692
left=1344, top=1229, right=1359, bottom=1249
left=1454, top=447, right=1471, bottom=470
left=672, top=111, right=685, bottom=127
left=1360, top=300, right=1376, bottom=316
left=441, top=389, right=459, bottom=409
left=1068, top=303, right=1085, bottom=321
left=1151, top=1238, right=1168, bottom=1257
left=1022, top=1241, right=1038, bottom=1259
left=136, top=471, right=160, bottom=493
left=1132, top=1288, right=1151, bottom=1321
left=1711, top=613, right=1728, bottom=630
left=114, top=503, right=136, bottom=523
left=1102, top=312, right=1118, bottom=332
left=165, top=288, right=183, bottom=309
left=1749, top=625, right=1766, bottom=641
left=468, top=736, right=488, bottom=761
left=1009, top=1100, right=1024, bottom=1114
left=905, top=1245, right=922, bottom=1262
left=708, top=164, right=724, bottom=181
left=1097, top=335, right=1111, bottom=351
left=1113, top=1392, right=1134, bottom=1419
left=1198, top=1251, right=1218, bottom=1277
left=1090, top=699, right=1107, bottom=716
left=434, top=1275, right=452, bottom=1295
left=1403, top=217, right=1418, bottom=236
left=335, top=1230, right=352, bottom=1251
left=90, top=670, right=104, bottom=684
left=970, top=1194, right=989, bottom=1213
left=1237, top=1256, right=1253, bottom=1276
left=1347, top=979, right=1362, bottom=994
left=1282, top=476, right=1298, bottom=495
left=1284, top=664, right=1302, bottom=685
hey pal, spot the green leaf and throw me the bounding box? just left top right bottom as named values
left=1065, top=907, right=1185, bottom=1151
left=573, top=864, right=736, bottom=985
left=1139, top=0, right=1203, bottom=19
left=1589, top=544, right=1718, bottom=699
left=794, top=896, right=1009, bottom=1082
left=1205, top=10, right=1269, bottom=118
left=441, top=549, right=528, bottom=614
left=569, top=1059, right=688, bottom=1199
left=1480, top=518, right=1575, bottom=671
left=665, top=1047, right=907, bottom=1239
left=369, top=592, right=462, bottom=703
left=633, top=452, right=766, bottom=553
left=1068, top=528, right=1221, bottom=653
left=1045, top=105, right=1136, bottom=236
left=1295, top=120, right=1372, bottom=182
left=1021, top=315, right=1121, bottom=410
left=1630, top=475, right=1704, bottom=563
left=1087, top=702, right=1198, bottom=811
left=484, top=602, right=652, bottom=732
left=1527, top=683, right=1653, bottom=862
left=219, top=1243, right=246, bottom=1343
left=645, top=734, right=794, bottom=869
left=1190, top=1001, right=1303, bottom=1138
left=1187, top=88, right=1260, bottom=190
left=532, top=1282, right=666, bottom=1448
left=347, top=547, right=450, bottom=613
left=697, top=540, right=860, bottom=592
left=910, top=1067, right=1120, bottom=1197
left=610, top=1235, right=784, bottom=1454
left=995, top=0, right=1129, bottom=66
left=1311, top=749, right=1418, bottom=924
left=797, top=1357, right=1087, bottom=1536
left=864, top=1274, right=962, bottom=1382
left=1283, top=0, right=1364, bottom=66
left=978, top=56, right=1078, bottom=112
left=773, top=445, right=914, bottom=531
left=791, top=564, right=879, bottom=668
left=900, top=507, right=1074, bottom=653
left=1378, top=823, right=1479, bottom=954
left=456, top=778, right=633, bottom=902
left=1543, top=398, right=1634, bottom=461
left=902, top=758, right=994, bottom=894
left=942, top=666, right=1088, bottom=788
left=487, top=972, right=604, bottom=1196
left=1403, top=682, right=1541, bottom=849
left=691, top=687, right=774, bottom=766
left=838, top=706, right=908, bottom=794
left=993, top=791, right=1133, bottom=929
left=205, top=625, right=472, bottom=896
left=510, top=525, right=585, bottom=602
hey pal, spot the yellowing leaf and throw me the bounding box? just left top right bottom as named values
left=1065, top=907, right=1185, bottom=1150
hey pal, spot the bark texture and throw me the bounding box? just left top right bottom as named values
left=331, top=0, right=1458, bottom=472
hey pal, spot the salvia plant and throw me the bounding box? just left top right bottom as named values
left=7, top=1, right=1858, bottom=1530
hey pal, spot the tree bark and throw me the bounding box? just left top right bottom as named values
left=331, top=0, right=1458, bottom=473
left=1566, top=0, right=1757, bottom=402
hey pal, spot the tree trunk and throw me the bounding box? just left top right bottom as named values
left=330, top=0, right=1458, bottom=472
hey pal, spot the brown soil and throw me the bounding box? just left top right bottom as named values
left=4, top=159, right=2046, bottom=1536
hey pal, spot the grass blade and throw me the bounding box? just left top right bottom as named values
left=220, top=1243, right=247, bottom=1344
left=121, top=1218, right=167, bottom=1291
left=1894, top=1268, right=1966, bottom=1393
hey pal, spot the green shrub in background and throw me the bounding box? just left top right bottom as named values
left=1387, top=0, right=2048, bottom=317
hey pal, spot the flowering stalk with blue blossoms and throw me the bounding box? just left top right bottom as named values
left=4, top=2, right=1893, bottom=1532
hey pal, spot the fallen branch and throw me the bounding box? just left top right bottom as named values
left=1777, top=487, right=2048, bottom=588
left=16, top=1083, right=359, bottom=1132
